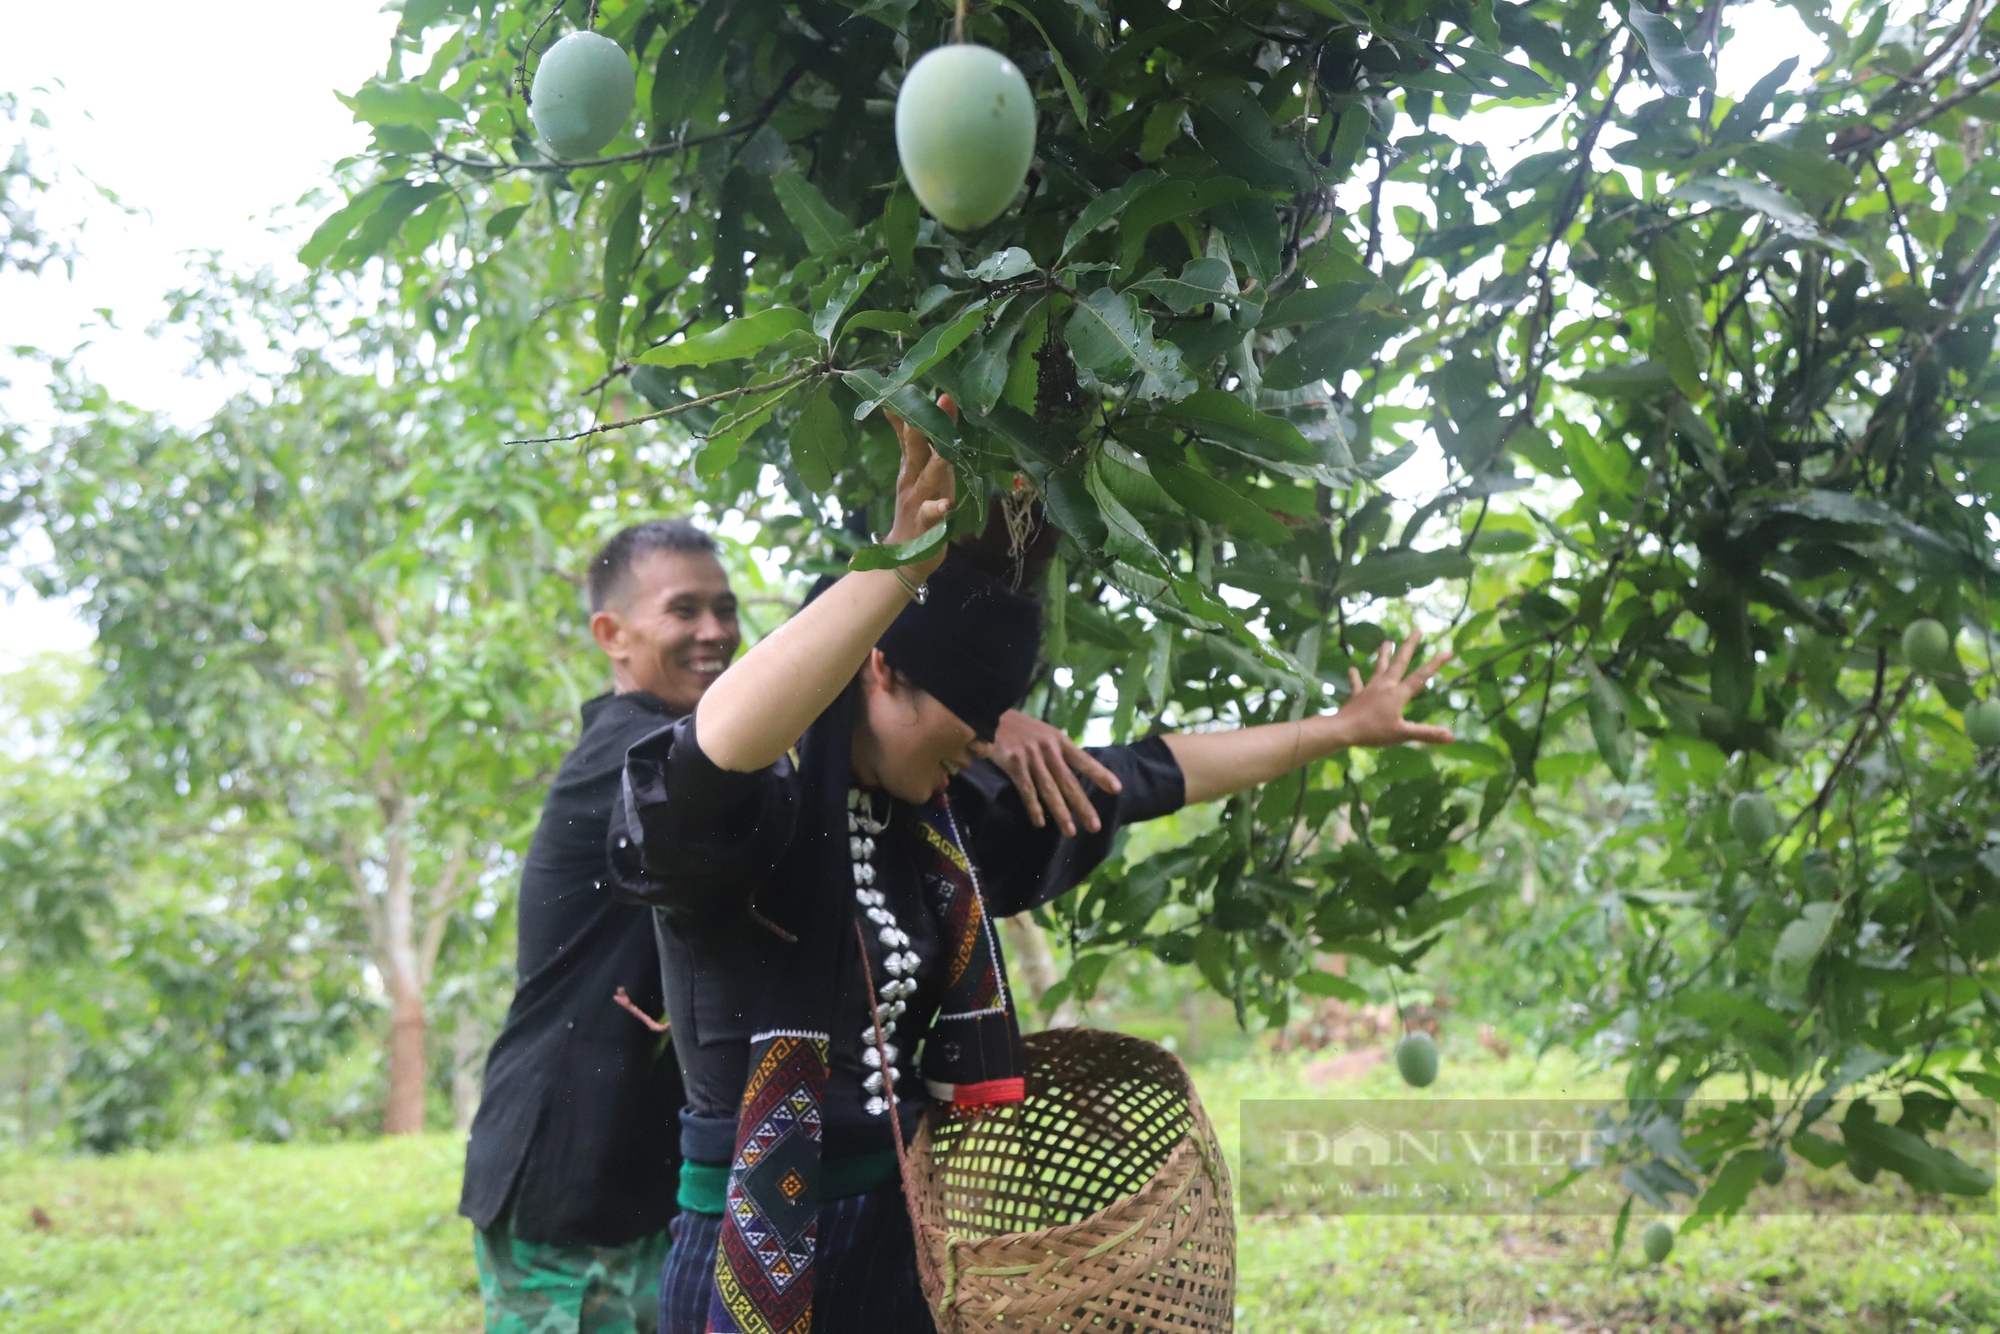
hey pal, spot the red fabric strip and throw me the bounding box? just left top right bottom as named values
left=946, top=1077, right=1025, bottom=1109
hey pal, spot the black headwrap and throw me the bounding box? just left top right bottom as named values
left=874, top=550, right=1041, bottom=741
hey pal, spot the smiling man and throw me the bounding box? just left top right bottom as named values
left=459, top=519, right=740, bottom=1334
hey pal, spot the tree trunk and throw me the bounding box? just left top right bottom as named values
left=379, top=808, right=428, bottom=1135
left=383, top=978, right=428, bottom=1134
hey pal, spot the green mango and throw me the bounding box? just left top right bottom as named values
left=1901, top=618, right=1959, bottom=676
left=1963, top=697, right=2000, bottom=748
left=530, top=32, right=635, bottom=160
left=1394, top=1031, right=1438, bottom=1088
left=1760, top=1148, right=1787, bottom=1185
left=895, top=45, right=1036, bottom=231
left=1641, top=1220, right=1674, bottom=1264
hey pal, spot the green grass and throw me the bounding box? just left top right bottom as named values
left=1, top=1044, right=1993, bottom=1332
left=0, top=1135, right=480, bottom=1333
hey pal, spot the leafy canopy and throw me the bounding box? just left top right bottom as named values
left=133, top=0, right=2000, bottom=1208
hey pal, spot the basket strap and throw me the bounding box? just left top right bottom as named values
left=853, top=913, right=950, bottom=1324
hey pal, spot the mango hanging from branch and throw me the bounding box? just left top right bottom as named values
left=530, top=32, right=635, bottom=161
left=895, top=45, right=1036, bottom=231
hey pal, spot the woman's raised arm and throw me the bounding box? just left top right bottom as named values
left=1162, top=634, right=1453, bottom=804
left=693, top=413, right=955, bottom=773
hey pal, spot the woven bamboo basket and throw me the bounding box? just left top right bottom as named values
left=902, top=1027, right=1235, bottom=1333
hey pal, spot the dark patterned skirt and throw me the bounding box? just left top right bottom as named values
left=659, top=1189, right=939, bottom=1334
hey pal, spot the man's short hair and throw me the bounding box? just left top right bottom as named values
left=588, top=519, right=718, bottom=612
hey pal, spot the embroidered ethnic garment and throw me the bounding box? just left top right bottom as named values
left=908, top=796, right=1026, bottom=1111
left=708, top=792, right=1025, bottom=1334
left=707, top=1031, right=829, bottom=1334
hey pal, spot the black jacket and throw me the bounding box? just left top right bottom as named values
left=459, top=691, right=687, bottom=1245
left=609, top=705, right=1185, bottom=1164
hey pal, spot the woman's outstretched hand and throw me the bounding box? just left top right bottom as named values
left=883, top=396, right=958, bottom=581
left=1160, top=629, right=1455, bottom=805
left=1331, top=632, right=1455, bottom=749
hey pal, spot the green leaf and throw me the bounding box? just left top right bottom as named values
left=848, top=524, right=949, bottom=571
left=1087, top=458, right=1166, bottom=560
left=651, top=0, right=741, bottom=128
left=788, top=379, right=850, bottom=493
left=638, top=308, right=813, bottom=368
left=1334, top=548, right=1473, bottom=599
left=1651, top=235, right=1708, bottom=397
left=1672, top=175, right=1820, bottom=236
left=1714, top=57, right=1796, bottom=144
left=993, top=0, right=1088, bottom=124
left=484, top=203, right=529, bottom=243
left=841, top=309, right=922, bottom=339
left=1130, top=257, right=1238, bottom=314
left=1154, top=464, right=1292, bottom=546
left=1584, top=659, right=1635, bottom=782
left=1065, top=288, right=1193, bottom=399
left=1213, top=197, right=1283, bottom=286
left=697, top=377, right=807, bottom=476
left=330, top=180, right=450, bottom=267
left=299, top=181, right=397, bottom=268
left=338, top=80, right=463, bottom=130
left=1116, top=176, right=1254, bottom=275
left=1790, top=1129, right=1847, bottom=1169
left=1738, top=143, right=1855, bottom=199
left=596, top=179, right=645, bottom=357
left=814, top=262, right=885, bottom=341
left=1262, top=321, right=1359, bottom=392
left=371, top=123, right=435, bottom=155
left=1687, top=1149, right=1765, bottom=1228
left=1189, top=87, right=1316, bottom=191
left=1842, top=1103, right=1995, bottom=1196
left=1140, top=100, right=1189, bottom=161
left=840, top=370, right=965, bottom=461
left=884, top=187, right=918, bottom=277
left=1769, top=902, right=1839, bottom=1000
left=1571, top=361, right=1676, bottom=398
left=1160, top=390, right=1318, bottom=465
left=770, top=169, right=858, bottom=255
left=970, top=247, right=1037, bottom=282
left=1043, top=467, right=1107, bottom=550
left=1627, top=5, right=1714, bottom=97
left=1261, top=281, right=1370, bottom=328
left=853, top=300, right=992, bottom=416
left=1296, top=970, right=1367, bottom=1001
left=1324, top=100, right=1371, bottom=179
left=1060, top=171, right=1161, bottom=257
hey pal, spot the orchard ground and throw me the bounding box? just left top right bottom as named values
left=4, top=1040, right=1994, bottom=1334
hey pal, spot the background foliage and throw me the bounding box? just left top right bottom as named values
left=3, top=0, right=1997, bottom=1238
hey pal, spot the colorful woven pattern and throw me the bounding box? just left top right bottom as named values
left=912, top=797, right=1024, bottom=1110
left=707, top=1031, right=830, bottom=1334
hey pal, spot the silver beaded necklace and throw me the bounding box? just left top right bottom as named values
left=849, top=787, right=920, bottom=1116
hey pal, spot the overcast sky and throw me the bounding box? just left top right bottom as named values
left=1, top=1, right=1819, bottom=672
left=1, top=0, right=399, bottom=668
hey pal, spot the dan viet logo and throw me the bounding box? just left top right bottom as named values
left=1241, top=1098, right=1997, bottom=1218
left=1280, top=1118, right=1597, bottom=1169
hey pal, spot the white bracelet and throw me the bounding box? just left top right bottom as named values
left=893, top=568, right=928, bottom=604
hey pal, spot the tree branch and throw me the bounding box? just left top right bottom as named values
left=504, top=367, right=816, bottom=445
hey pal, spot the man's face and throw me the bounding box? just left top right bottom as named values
left=591, top=549, right=741, bottom=710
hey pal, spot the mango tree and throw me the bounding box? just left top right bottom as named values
left=294, top=0, right=1996, bottom=1211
